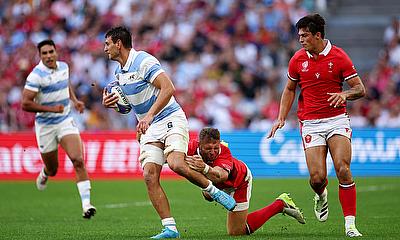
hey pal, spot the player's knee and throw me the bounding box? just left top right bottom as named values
left=143, top=168, right=160, bottom=187
left=310, top=174, right=326, bottom=188
left=336, top=165, right=351, bottom=180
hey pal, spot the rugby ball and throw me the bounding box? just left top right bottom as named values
left=106, top=81, right=132, bottom=114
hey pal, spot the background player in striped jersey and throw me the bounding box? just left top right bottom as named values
left=102, top=26, right=236, bottom=239
left=268, top=14, right=366, bottom=237
left=185, top=127, right=305, bottom=235
left=22, top=39, right=96, bottom=219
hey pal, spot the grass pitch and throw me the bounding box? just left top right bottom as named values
left=0, top=177, right=399, bottom=239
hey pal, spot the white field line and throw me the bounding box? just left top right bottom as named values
left=357, top=184, right=399, bottom=192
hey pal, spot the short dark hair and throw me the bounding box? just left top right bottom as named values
left=37, top=39, right=56, bottom=53
left=295, top=13, right=326, bottom=38
left=199, top=127, right=220, bottom=143
left=105, top=26, right=133, bottom=48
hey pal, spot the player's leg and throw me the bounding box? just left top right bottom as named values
left=60, top=132, right=95, bottom=219
left=60, top=134, right=88, bottom=181
left=230, top=170, right=303, bottom=235
left=328, top=135, right=362, bottom=237
left=36, top=150, right=58, bottom=190
left=139, top=143, right=180, bottom=239
left=35, top=124, right=59, bottom=191
left=227, top=210, right=248, bottom=235
left=245, top=194, right=305, bottom=234
left=304, top=146, right=329, bottom=222
left=240, top=175, right=288, bottom=235
left=166, top=150, right=209, bottom=188
left=165, top=134, right=236, bottom=211
left=227, top=175, right=251, bottom=235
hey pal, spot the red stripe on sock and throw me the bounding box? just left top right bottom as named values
left=246, top=200, right=284, bottom=233
left=339, top=183, right=356, bottom=216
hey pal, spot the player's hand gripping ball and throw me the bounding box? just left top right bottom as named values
left=106, top=81, right=132, bottom=114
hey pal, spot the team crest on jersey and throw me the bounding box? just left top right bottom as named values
left=328, top=62, right=333, bottom=72
left=305, top=134, right=312, bottom=143
left=301, top=61, right=309, bottom=72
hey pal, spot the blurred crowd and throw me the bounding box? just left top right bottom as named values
left=0, top=0, right=399, bottom=133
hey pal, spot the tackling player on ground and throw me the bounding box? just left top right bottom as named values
left=186, top=127, right=305, bottom=235
left=268, top=14, right=365, bottom=237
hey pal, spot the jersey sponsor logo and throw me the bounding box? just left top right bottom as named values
left=315, top=73, right=320, bottom=79
left=301, top=61, right=309, bottom=72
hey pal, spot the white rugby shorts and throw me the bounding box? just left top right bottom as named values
left=300, top=113, right=352, bottom=149
left=35, top=117, right=80, bottom=153
left=139, top=109, right=189, bottom=167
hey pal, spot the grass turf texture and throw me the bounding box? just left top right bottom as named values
left=0, top=177, right=399, bottom=239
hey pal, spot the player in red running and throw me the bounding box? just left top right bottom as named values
left=268, top=13, right=365, bottom=237
left=186, top=127, right=305, bottom=236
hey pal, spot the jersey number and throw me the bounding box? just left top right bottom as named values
left=167, top=122, right=173, bottom=129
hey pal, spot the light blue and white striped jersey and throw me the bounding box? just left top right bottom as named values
left=115, top=49, right=181, bottom=123
left=24, top=61, right=72, bottom=125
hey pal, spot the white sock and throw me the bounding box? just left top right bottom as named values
left=345, top=216, right=356, bottom=229
left=161, top=217, right=178, bottom=232
left=77, top=180, right=91, bottom=208
left=202, top=180, right=218, bottom=195
left=41, top=168, right=48, bottom=178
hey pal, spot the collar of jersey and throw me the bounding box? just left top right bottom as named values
left=121, top=48, right=137, bottom=72
left=306, top=39, right=332, bottom=58
left=38, top=60, right=59, bottom=72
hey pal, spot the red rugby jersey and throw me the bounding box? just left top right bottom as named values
left=287, top=40, right=358, bottom=120
left=187, top=140, right=248, bottom=190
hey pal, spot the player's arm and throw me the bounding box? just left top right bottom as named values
left=21, top=89, right=64, bottom=113
left=68, top=80, right=85, bottom=113
left=268, top=79, right=297, bottom=138
left=146, top=72, right=174, bottom=119
left=204, top=165, right=229, bottom=184
left=345, top=76, right=366, bottom=100
left=327, top=76, right=366, bottom=107
left=137, top=72, right=174, bottom=134
left=185, top=155, right=229, bottom=183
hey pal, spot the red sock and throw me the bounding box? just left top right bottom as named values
left=246, top=200, right=284, bottom=234
left=339, top=182, right=356, bottom=216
